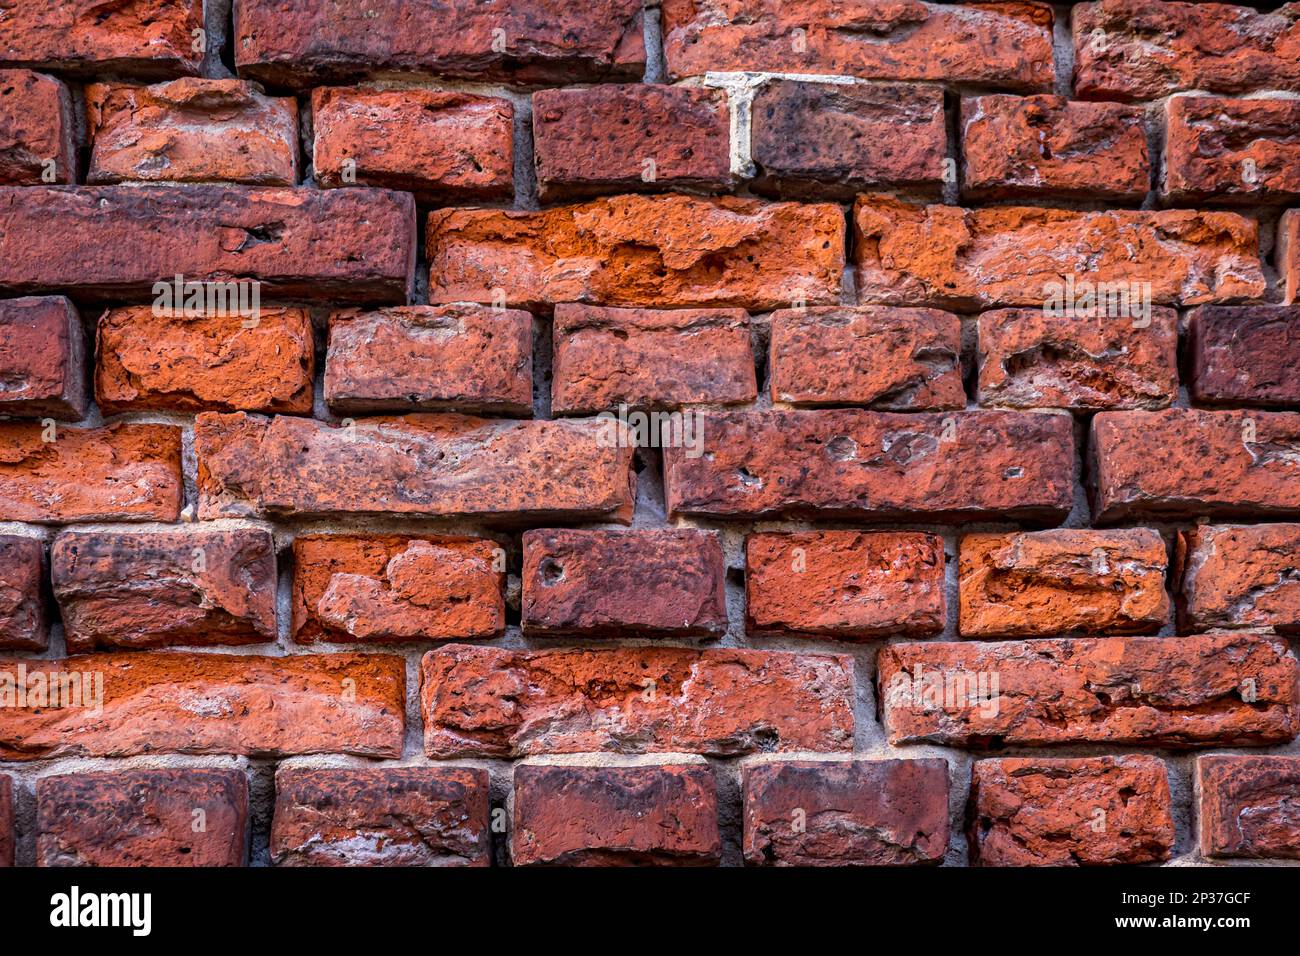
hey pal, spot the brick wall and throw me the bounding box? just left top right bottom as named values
left=0, top=0, right=1298, bottom=867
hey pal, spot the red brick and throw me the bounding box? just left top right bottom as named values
left=1188, top=306, right=1300, bottom=407
left=854, top=195, right=1265, bottom=310
left=961, top=94, right=1149, bottom=201
left=522, top=528, right=727, bottom=637
left=421, top=643, right=854, bottom=758
left=0, top=775, right=10, bottom=867
left=1092, top=409, right=1300, bottom=522
left=95, top=306, right=314, bottom=414
left=1178, top=523, right=1300, bottom=634
left=0, top=422, right=182, bottom=523
left=271, top=767, right=490, bottom=867
left=1198, top=755, right=1300, bottom=860
left=976, top=307, right=1178, bottom=410
left=1281, top=209, right=1299, bottom=305
left=292, top=534, right=505, bottom=645
left=51, top=528, right=277, bottom=652
left=36, top=769, right=247, bottom=867
left=85, top=79, right=298, bottom=186
left=1074, top=0, right=1300, bottom=102
left=551, top=305, right=755, bottom=414
left=968, top=757, right=1173, bottom=866
left=0, top=0, right=205, bottom=78
left=0, top=69, right=74, bottom=185
left=879, top=633, right=1300, bottom=748
left=195, top=412, right=635, bottom=523
left=0, top=296, right=87, bottom=419
left=769, top=306, right=963, bottom=410
left=0, top=535, right=45, bottom=651
left=745, top=531, right=944, bottom=639
left=313, top=87, right=512, bottom=202
left=960, top=529, right=1169, bottom=639
left=235, top=0, right=645, bottom=88
left=743, top=759, right=949, bottom=866
left=662, top=0, right=1054, bottom=91
left=663, top=410, right=1074, bottom=522
left=749, top=80, right=945, bottom=200
left=512, top=762, right=720, bottom=866
left=533, top=85, right=730, bottom=202
left=1163, top=96, right=1300, bottom=204
left=325, top=305, right=533, bottom=416
left=0, top=652, right=405, bottom=761
left=0, top=185, right=415, bottom=303
left=426, top=194, right=845, bottom=313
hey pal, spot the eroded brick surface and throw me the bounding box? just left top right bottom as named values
left=746, top=531, right=945, bottom=639
left=512, top=763, right=721, bottom=866
left=51, top=528, right=277, bottom=652
left=37, top=769, right=248, bottom=867
left=292, top=534, right=505, bottom=645
left=0, top=296, right=86, bottom=420
left=1198, top=755, right=1300, bottom=860
left=0, top=535, right=45, bottom=651
left=959, top=529, right=1170, bottom=638
left=1164, top=96, right=1300, bottom=204
left=1188, top=307, right=1300, bottom=407
left=878, top=633, right=1300, bottom=748
left=1178, top=524, right=1300, bottom=634
left=522, top=528, right=727, bottom=637
left=421, top=643, right=854, bottom=758
left=0, top=69, right=75, bottom=185
left=743, top=759, right=949, bottom=866
left=272, top=767, right=490, bottom=866
left=968, top=757, right=1174, bottom=866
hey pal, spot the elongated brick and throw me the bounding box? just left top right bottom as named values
left=961, top=94, right=1149, bottom=201
left=0, top=652, right=405, bottom=760
left=1188, top=307, right=1300, bottom=407
left=551, top=304, right=756, bottom=414
left=0, top=536, right=44, bottom=651
left=0, top=422, right=182, bottom=523
left=0, top=69, right=75, bottom=185
left=96, top=306, right=314, bottom=414
left=745, top=531, right=945, bottom=639
left=325, top=305, right=533, bottom=416
left=533, top=85, right=731, bottom=201
left=313, top=87, right=513, bottom=202
left=663, top=410, right=1074, bottom=522
left=1163, top=96, right=1300, bottom=204
left=522, top=528, right=727, bottom=637
left=512, top=762, right=721, bottom=866
left=0, top=0, right=205, bottom=77
left=235, top=0, right=645, bottom=88
left=1282, top=209, right=1299, bottom=305
left=750, top=80, right=946, bottom=200
left=1092, top=409, right=1300, bottom=521
left=662, top=0, right=1055, bottom=91
left=85, top=79, right=298, bottom=186
left=977, top=307, right=1177, bottom=410
left=769, top=306, right=963, bottom=410
left=878, top=633, right=1300, bottom=748
left=969, top=757, right=1173, bottom=866
left=743, top=758, right=949, bottom=866
left=0, top=296, right=87, bottom=419
left=37, top=769, right=247, bottom=867
left=292, top=534, right=505, bottom=645
left=1198, top=755, right=1300, bottom=860
left=0, top=185, right=414, bottom=302
left=960, top=529, right=1170, bottom=639
left=194, top=412, right=635, bottom=523
left=426, top=194, right=844, bottom=312
left=51, top=528, right=277, bottom=652
left=421, top=643, right=854, bottom=758
left=1074, top=0, right=1300, bottom=102
left=854, top=195, right=1265, bottom=310
left=1178, top=523, right=1300, bottom=634
left=272, top=767, right=490, bottom=867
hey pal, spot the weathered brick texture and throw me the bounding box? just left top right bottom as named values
left=37, top=769, right=248, bottom=867
left=0, top=536, right=46, bottom=651
left=0, top=775, right=11, bottom=867
left=0, top=69, right=75, bottom=185
left=1187, top=307, right=1300, bottom=407
left=0, top=296, right=87, bottom=420
left=1163, top=96, right=1300, bottom=204
left=1177, top=524, right=1300, bottom=634
left=1198, top=755, right=1300, bottom=860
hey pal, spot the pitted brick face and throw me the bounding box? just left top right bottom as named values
left=5, top=0, right=1300, bottom=871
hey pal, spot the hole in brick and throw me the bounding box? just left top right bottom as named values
left=539, top=558, right=564, bottom=585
